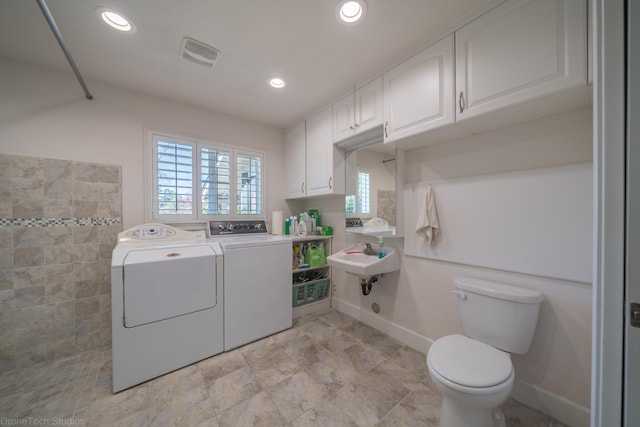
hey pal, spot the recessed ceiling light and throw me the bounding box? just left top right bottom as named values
left=96, top=7, right=135, bottom=32
left=336, top=0, right=367, bottom=24
left=269, top=78, right=286, bottom=89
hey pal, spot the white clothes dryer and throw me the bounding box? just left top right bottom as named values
left=111, top=223, right=223, bottom=392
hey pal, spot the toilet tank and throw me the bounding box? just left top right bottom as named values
left=454, top=277, right=543, bottom=354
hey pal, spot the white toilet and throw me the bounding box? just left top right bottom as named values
left=426, top=277, right=543, bottom=427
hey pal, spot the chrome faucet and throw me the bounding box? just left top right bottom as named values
left=363, top=243, right=377, bottom=256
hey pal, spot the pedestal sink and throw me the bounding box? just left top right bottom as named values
left=327, top=243, right=400, bottom=277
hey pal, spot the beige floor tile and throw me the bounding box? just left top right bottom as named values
left=150, top=384, right=215, bottom=427
left=0, top=308, right=570, bottom=427
left=217, top=390, right=285, bottom=427
left=335, top=341, right=387, bottom=374
left=198, top=349, right=247, bottom=383
left=385, top=345, right=429, bottom=380
left=267, top=371, right=324, bottom=422
left=376, top=388, right=442, bottom=427
left=206, top=366, right=261, bottom=414
left=368, top=357, right=425, bottom=395
left=289, top=399, right=358, bottom=427
left=303, top=352, right=361, bottom=396
left=240, top=334, right=285, bottom=366
left=81, top=383, right=149, bottom=426
left=502, top=397, right=567, bottom=426
left=283, top=334, right=333, bottom=369
left=319, top=331, right=355, bottom=353
left=248, top=348, right=301, bottom=388
left=318, top=309, right=358, bottom=329
left=329, top=380, right=400, bottom=427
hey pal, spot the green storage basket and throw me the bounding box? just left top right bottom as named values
left=292, top=277, right=330, bottom=307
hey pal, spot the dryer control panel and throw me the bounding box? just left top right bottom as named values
left=126, top=224, right=176, bottom=239
left=119, top=223, right=206, bottom=242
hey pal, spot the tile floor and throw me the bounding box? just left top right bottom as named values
left=0, top=308, right=567, bottom=426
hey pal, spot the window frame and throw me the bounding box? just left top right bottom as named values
left=345, top=168, right=372, bottom=217
left=145, top=129, right=265, bottom=223
left=356, top=169, right=371, bottom=215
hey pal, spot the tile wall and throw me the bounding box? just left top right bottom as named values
left=377, top=190, right=396, bottom=226
left=0, top=154, right=121, bottom=373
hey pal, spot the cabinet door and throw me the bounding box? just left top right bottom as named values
left=285, top=122, right=306, bottom=198
left=333, top=92, right=355, bottom=143
left=306, top=107, right=335, bottom=196
left=455, top=0, right=587, bottom=121
left=355, top=76, right=383, bottom=134
left=383, top=35, right=454, bottom=143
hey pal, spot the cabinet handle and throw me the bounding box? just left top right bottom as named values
left=354, top=123, right=360, bottom=128
left=301, top=182, right=305, bottom=193
left=384, top=121, right=389, bottom=138
left=328, top=177, right=332, bottom=189
left=458, top=91, right=465, bottom=113
left=349, top=126, right=355, bottom=131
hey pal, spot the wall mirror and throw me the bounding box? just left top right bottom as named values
left=345, top=143, right=398, bottom=236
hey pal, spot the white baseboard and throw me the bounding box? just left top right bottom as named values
left=331, top=297, right=590, bottom=427
left=293, top=298, right=331, bottom=319
left=511, top=379, right=590, bottom=427
left=331, top=297, right=433, bottom=354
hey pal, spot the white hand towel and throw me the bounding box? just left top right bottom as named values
left=416, top=184, right=440, bottom=242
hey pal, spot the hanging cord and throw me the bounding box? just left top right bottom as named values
left=36, top=0, right=93, bottom=100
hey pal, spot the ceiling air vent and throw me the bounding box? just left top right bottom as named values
left=181, top=37, right=220, bottom=69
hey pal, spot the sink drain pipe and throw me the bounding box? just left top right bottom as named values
left=360, top=275, right=378, bottom=295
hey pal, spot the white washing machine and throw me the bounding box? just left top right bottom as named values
left=208, top=220, right=292, bottom=350
left=111, top=223, right=223, bottom=392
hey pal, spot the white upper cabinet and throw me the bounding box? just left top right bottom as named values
left=305, top=106, right=345, bottom=197
left=354, top=78, right=384, bottom=134
left=285, top=122, right=306, bottom=199
left=289, top=0, right=590, bottom=181
left=383, top=35, right=455, bottom=143
left=332, top=93, right=355, bottom=143
left=455, top=0, right=587, bottom=121
left=333, top=77, right=383, bottom=143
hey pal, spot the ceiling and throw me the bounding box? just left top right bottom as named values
left=0, top=0, right=497, bottom=130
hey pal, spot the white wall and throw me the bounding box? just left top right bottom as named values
left=330, top=107, right=593, bottom=426
left=0, top=57, right=286, bottom=229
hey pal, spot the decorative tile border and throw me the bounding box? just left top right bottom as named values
left=0, top=217, right=121, bottom=227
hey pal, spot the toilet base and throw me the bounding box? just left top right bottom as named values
left=439, top=397, right=506, bottom=427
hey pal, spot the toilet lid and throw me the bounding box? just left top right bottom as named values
left=428, top=334, right=513, bottom=388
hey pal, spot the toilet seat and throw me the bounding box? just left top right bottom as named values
left=428, top=334, right=513, bottom=390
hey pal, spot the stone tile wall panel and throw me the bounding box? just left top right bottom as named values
left=0, top=154, right=121, bottom=373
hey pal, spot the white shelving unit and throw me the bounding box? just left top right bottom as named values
left=291, top=235, right=333, bottom=318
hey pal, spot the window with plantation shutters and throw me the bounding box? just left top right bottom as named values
left=148, top=132, right=264, bottom=221
left=345, top=169, right=371, bottom=215
left=236, top=153, right=262, bottom=215
left=154, top=137, right=195, bottom=217
left=201, top=147, right=231, bottom=215
left=357, top=170, right=370, bottom=214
